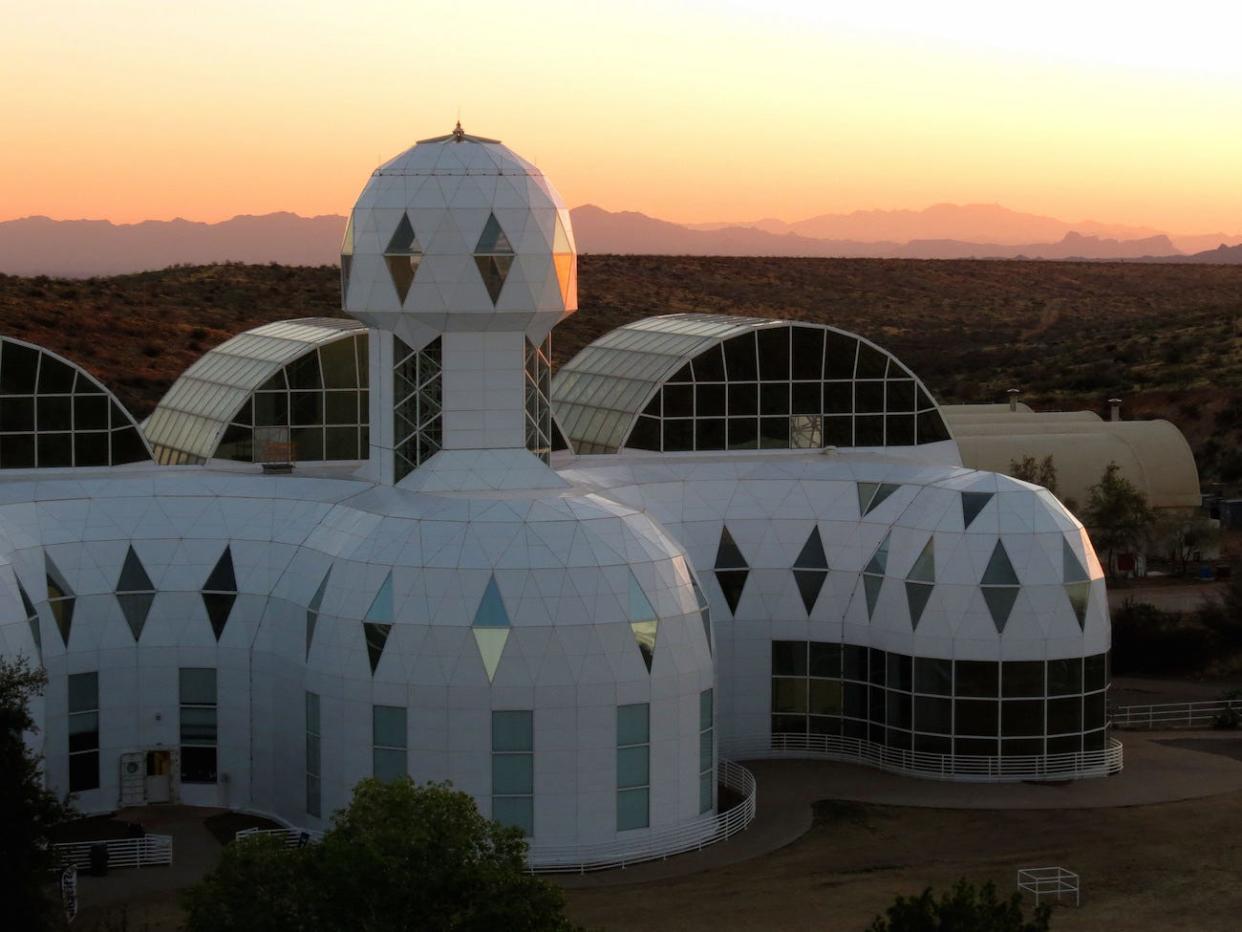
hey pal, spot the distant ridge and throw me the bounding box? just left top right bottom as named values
left=2, top=206, right=1239, bottom=276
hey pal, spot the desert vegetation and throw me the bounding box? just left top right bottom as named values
left=2, top=257, right=1241, bottom=478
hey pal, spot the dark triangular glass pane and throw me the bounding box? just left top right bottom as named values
left=856, top=482, right=878, bottom=516
left=906, top=539, right=935, bottom=583
left=51, top=599, right=73, bottom=647
left=961, top=491, right=993, bottom=529
left=204, top=547, right=237, bottom=593
left=386, top=213, right=420, bottom=254
left=1063, top=539, right=1089, bottom=583
left=306, top=611, right=317, bottom=660
left=28, top=616, right=42, bottom=657
left=982, top=586, right=1019, bottom=632
left=385, top=255, right=420, bottom=304
left=474, top=254, right=513, bottom=304
left=118, top=592, right=154, bottom=642
left=307, top=567, right=330, bottom=660
left=474, top=213, right=513, bottom=254
left=631, top=620, right=658, bottom=672
left=17, top=579, right=36, bottom=618
left=982, top=541, right=1019, bottom=585
left=473, top=575, right=510, bottom=628
left=714, top=569, right=748, bottom=615
left=118, top=546, right=154, bottom=592
left=864, top=533, right=890, bottom=576
left=905, top=581, right=933, bottom=629
left=364, top=621, right=392, bottom=674
left=203, top=592, right=235, bottom=641
left=46, top=554, right=74, bottom=600
left=1065, top=581, right=1090, bottom=629
left=715, top=526, right=748, bottom=569
left=794, top=527, right=828, bottom=569
left=863, top=573, right=884, bottom=618
left=691, top=574, right=712, bottom=654
left=865, top=483, right=899, bottom=515
left=309, top=568, right=331, bottom=612
left=793, top=569, right=826, bottom=615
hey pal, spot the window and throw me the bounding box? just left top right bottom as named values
left=392, top=336, right=442, bottom=482
left=771, top=641, right=842, bottom=737
left=372, top=705, right=407, bottom=781
left=617, top=703, right=650, bottom=831
left=180, top=668, right=217, bottom=784
left=525, top=337, right=553, bottom=464
left=492, top=710, right=534, bottom=836
left=68, top=672, right=99, bottom=792
left=474, top=213, right=515, bottom=304
left=699, top=690, right=714, bottom=813
left=306, top=692, right=321, bottom=818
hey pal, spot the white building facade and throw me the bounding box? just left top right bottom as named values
left=0, top=127, right=1115, bottom=869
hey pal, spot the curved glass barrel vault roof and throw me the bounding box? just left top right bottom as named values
left=0, top=336, right=151, bottom=468
left=144, top=318, right=367, bottom=466
left=550, top=314, right=952, bottom=455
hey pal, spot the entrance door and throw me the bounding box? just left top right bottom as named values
left=145, top=750, right=172, bottom=803
left=119, top=753, right=145, bottom=807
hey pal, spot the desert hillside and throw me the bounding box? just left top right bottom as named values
left=2, top=257, right=1240, bottom=481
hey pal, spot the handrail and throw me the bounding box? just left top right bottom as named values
left=235, top=827, right=324, bottom=847
left=722, top=734, right=1123, bottom=782
left=1110, top=699, right=1242, bottom=729
left=527, top=759, right=757, bottom=873
left=52, top=834, right=174, bottom=870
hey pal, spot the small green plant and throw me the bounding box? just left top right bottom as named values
left=867, top=878, right=1052, bottom=932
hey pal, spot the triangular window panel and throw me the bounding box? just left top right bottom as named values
left=1065, top=581, right=1090, bottom=629
left=856, top=482, right=878, bottom=516
left=18, top=579, right=37, bottom=619
left=365, top=572, right=395, bottom=624
left=28, top=616, right=42, bottom=658
left=714, top=570, right=748, bottom=615
left=864, top=533, right=890, bottom=576
left=204, top=547, right=237, bottom=593
left=364, top=621, right=392, bottom=674
left=475, top=213, right=514, bottom=254
left=905, top=581, right=933, bottom=629
left=628, top=573, right=657, bottom=623
left=1063, top=539, right=1089, bottom=583
left=45, top=555, right=75, bottom=647
left=691, top=574, right=712, bottom=654
left=118, top=546, right=154, bottom=592
left=906, top=538, right=935, bottom=583
left=961, top=491, right=993, bottom=529
left=867, top=483, right=899, bottom=515
left=631, top=620, right=658, bottom=673
left=473, top=575, right=510, bottom=628
left=203, top=593, right=235, bottom=641
left=474, top=214, right=514, bottom=305
left=473, top=627, right=509, bottom=682
left=982, top=586, right=1019, bottom=633
left=982, top=541, right=1019, bottom=586
left=384, top=213, right=423, bottom=305
left=118, top=592, right=154, bottom=642
left=794, top=527, right=828, bottom=570
left=863, top=573, right=884, bottom=619
left=307, top=567, right=331, bottom=660
left=715, top=526, right=748, bottom=569
left=793, top=569, right=827, bottom=615
left=340, top=214, right=354, bottom=304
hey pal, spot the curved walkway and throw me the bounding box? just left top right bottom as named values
left=558, top=731, right=1242, bottom=889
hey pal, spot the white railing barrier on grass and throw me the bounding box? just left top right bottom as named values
left=722, top=734, right=1123, bottom=782
left=1111, top=699, right=1242, bottom=729
left=52, top=834, right=173, bottom=870
left=1017, top=866, right=1080, bottom=906
left=527, top=759, right=757, bottom=874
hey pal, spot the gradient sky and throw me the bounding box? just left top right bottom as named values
left=4, top=0, right=1241, bottom=232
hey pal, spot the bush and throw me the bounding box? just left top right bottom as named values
left=867, top=878, right=1052, bottom=932
left=1110, top=599, right=1217, bottom=676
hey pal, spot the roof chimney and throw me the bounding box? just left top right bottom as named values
left=1109, top=398, right=1122, bottom=422
left=1007, top=388, right=1021, bottom=413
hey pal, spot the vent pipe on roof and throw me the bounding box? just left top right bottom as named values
left=1109, top=398, right=1123, bottom=422
left=1007, top=388, right=1021, bottom=413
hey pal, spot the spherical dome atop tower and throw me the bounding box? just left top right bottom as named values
left=341, top=124, right=577, bottom=344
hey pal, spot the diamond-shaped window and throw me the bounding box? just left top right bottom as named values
left=861, top=532, right=890, bottom=619
left=384, top=213, right=423, bottom=305
left=202, top=547, right=237, bottom=641
left=474, top=213, right=514, bottom=305
left=792, top=526, right=828, bottom=615
left=45, top=554, right=75, bottom=647
left=714, top=526, right=749, bottom=615
left=904, top=538, right=935, bottom=629
left=116, top=546, right=155, bottom=642
left=980, top=540, right=1020, bottom=632
left=472, top=575, right=511, bottom=683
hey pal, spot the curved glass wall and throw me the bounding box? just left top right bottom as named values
left=0, top=337, right=151, bottom=468
left=771, top=641, right=1109, bottom=757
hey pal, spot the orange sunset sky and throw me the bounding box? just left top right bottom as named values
left=3, top=0, right=1241, bottom=233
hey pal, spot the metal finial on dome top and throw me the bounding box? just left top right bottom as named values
left=416, top=123, right=502, bottom=145
left=452, top=121, right=465, bottom=142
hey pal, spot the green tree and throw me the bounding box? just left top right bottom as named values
left=184, top=779, right=584, bottom=932
left=1083, top=461, right=1155, bottom=578
left=867, top=879, right=1052, bottom=932
left=0, top=656, right=72, bottom=931
left=1008, top=455, right=1058, bottom=496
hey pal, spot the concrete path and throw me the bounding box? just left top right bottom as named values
left=559, top=731, right=1242, bottom=889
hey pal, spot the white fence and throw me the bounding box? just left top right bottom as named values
left=235, top=827, right=324, bottom=847
left=1017, top=866, right=1080, bottom=906
left=52, top=834, right=173, bottom=870
left=1111, top=699, right=1242, bottom=730
left=723, top=733, right=1123, bottom=782
left=527, top=759, right=757, bottom=873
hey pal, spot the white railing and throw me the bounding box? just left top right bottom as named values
left=234, top=827, right=324, bottom=847
left=722, top=734, right=1123, bottom=782
left=52, top=834, right=174, bottom=870
left=1110, top=699, right=1242, bottom=729
left=61, top=867, right=77, bottom=923
left=1017, top=866, right=1080, bottom=906
left=527, top=759, right=757, bottom=873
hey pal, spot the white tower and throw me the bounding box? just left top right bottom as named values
left=341, top=124, right=577, bottom=484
